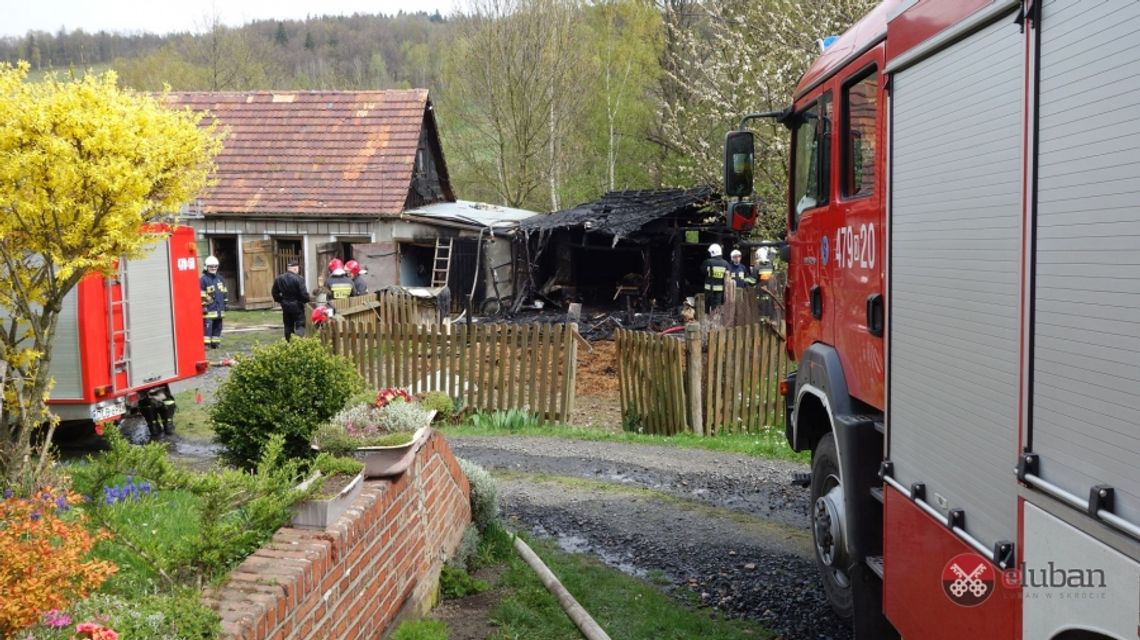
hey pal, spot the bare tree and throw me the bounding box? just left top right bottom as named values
left=439, top=0, right=591, bottom=210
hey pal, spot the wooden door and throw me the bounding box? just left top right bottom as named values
left=242, top=239, right=274, bottom=308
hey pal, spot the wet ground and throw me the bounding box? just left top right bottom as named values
left=449, top=435, right=852, bottom=640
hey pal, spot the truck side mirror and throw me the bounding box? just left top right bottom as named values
left=724, top=130, right=755, bottom=198
left=729, top=201, right=759, bottom=232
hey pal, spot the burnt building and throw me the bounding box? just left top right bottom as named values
left=518, top=188, right=737, bottom=310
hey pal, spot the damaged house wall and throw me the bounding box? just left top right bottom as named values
left=518, top=188, right=738, bottom=310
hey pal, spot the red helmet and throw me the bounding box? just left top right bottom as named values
left=311, top=306, right=334, bottom=325
left=327, top=258, right=344, bottom=274
left=344, top=259, right=361, bottom=276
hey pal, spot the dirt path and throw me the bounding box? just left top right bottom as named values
left=445, top=434, right=852, bottom=640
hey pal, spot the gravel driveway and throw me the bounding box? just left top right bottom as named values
left=447, top=435, right=852, bottom=640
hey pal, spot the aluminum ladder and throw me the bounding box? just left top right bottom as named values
left=107, top=262, right=132, bottom=391
left=431, top=238, right=453, bottom=288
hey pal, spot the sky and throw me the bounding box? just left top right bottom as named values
left=2, top=0, right=460, bottom=38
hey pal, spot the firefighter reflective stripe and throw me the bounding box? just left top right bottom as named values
left=330, top=283, right=353, bottom=299
left=705, top=266, right=726, bottom=291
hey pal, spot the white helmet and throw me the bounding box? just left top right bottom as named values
left=708, top=243, right=722, bottom=257
left=205, top=256, right=220, bottom=268
left=730, top=249, right=742, bottom=258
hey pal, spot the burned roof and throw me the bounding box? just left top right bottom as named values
left=166, top=90, right=441, bottom=217
left=519, top=187, right=719, bottom=239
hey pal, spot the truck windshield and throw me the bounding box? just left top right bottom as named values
left=792, top=94, right=831, bottom=226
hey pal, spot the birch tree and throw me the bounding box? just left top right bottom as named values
left=439, top=0, right=590, bottom=210
left=0, top=64, right=221, bottom=490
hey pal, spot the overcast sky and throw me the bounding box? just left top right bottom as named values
left=3, top=0, right=460, bottom=38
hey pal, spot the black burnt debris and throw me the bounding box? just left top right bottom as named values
left=511, top=187, right=737, bottom=313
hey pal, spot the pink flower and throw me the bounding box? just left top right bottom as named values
left=42, top=608, right=72, bottom=628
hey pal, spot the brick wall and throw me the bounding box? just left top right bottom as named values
left=204, top=432, right=471, bottom=640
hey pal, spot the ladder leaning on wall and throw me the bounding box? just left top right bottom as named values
left=431, top=238, right=453, bottom=288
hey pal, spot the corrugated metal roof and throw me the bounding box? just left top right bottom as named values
left=167, top=90, right=430, bottom=216
left=519, top=187, right=719, bottom=239
left=404, top=200, right=537, bottom=229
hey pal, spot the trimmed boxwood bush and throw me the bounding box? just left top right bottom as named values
left=211, top=337, right=364, bottom=468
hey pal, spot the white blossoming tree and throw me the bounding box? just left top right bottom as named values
left=659, top=0, right=876, bottom=238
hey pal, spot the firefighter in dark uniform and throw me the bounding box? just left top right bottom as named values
left=272, top=258, right=310, bottom=340
left=701, top=243, right=731, bottom=312
left=728, top=249, right=756, bottom=288
left=324, top=264, right=355, bottom=300
left=345, top=259, right=368, bottom=296
left=200, top=255, right=227, bottom=349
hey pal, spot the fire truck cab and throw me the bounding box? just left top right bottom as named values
left=47, top=225, right=209, bottom=439
left=726, top=1, right=1140, bottom=638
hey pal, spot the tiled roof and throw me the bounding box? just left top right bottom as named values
left=167, top=90, right=429, bottom=216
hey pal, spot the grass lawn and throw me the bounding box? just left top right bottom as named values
left=441, top=419, right=807, bottom=463
left=489, top=536, right=772, bottom=639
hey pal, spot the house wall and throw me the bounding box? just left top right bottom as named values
left=186, top=216, right=383, bottom=307
left=204, top=432, right=471, bottom=640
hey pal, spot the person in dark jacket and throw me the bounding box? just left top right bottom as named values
left=200, top=255, right=227, bottom=349
left=727, top=249, right=756, bottom=289
left=324, top=266, right=355, bottom=300
left=345, top=259, right=368, bottom=297
left=701, top=243, right=731, bottom=312
left=272, top=258, right=311, bottom=340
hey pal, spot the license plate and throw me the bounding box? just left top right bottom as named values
left=90, top=403, right=126, bottom=423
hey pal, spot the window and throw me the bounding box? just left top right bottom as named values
left=844, top=70, right=878, bottom=197
left=792, top=93, right=832, bottom=227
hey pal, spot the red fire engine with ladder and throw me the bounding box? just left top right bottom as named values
left=46, top=225, right=208, bottom=440
left=724, top=1, right=1140, bottom=638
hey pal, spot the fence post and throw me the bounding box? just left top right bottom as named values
left=685, top=322, right=703, bottom=436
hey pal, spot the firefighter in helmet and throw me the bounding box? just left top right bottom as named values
left=200, top=255, right=227, bottom=349
left=728, top=249, right=756, bottom=289
left=345, top=259, right=368, bottom=296
left=324, top=259, right=354, bottom=300
left=701, top=243, right=731, bottom=312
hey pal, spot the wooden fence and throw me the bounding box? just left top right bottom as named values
left=615, top=329, right=688, bottom=435
left=307, top=291, right=430, bottom=334
left=324, top=320, right=578, bottom=422
left=616, top=322, right=790, bottom=436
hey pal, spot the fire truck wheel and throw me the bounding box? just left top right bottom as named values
left=811, top=433, right=853, bottom=621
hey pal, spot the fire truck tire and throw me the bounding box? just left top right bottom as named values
left=811, top=433, right=853, bottom=621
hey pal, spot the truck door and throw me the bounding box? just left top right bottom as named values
left=787, top=92, right=832, bottom=353
left=831, top=63, right=884, bottom=408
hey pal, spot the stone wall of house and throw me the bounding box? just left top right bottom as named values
left=204, top=432, right=471, bottom=640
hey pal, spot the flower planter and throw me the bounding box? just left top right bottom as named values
left=291, top=469, right=365, bottom=529
left=352, top=426, right=432, bottom=478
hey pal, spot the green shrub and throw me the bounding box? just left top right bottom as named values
left=210, top=337, right=364, bottom=468
left=440, top=564, right=489, bottom=600
left=457, top=457, right=498, bottom=533
left=74, top=432, right=311, bottom=588
left=311, top=452, right=364, bottom=477
left=417, top=391, right=454, bottom=420
left=22, top=591, right=219, bottom=640
left=390, top=619, right=449, bottom=640
left=464, top=409, right=536, bottom=432
left=448, top=524, right=481, bottom=571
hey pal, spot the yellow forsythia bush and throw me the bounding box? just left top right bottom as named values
left=0, top=488, right=117, bottom=635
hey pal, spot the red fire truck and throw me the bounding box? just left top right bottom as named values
left=47, top=225, right=208, bottom=439
left=725, top=1, right=1140, bottom=638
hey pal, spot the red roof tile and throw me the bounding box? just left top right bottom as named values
left=167, top=90, right=430, bottom=216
